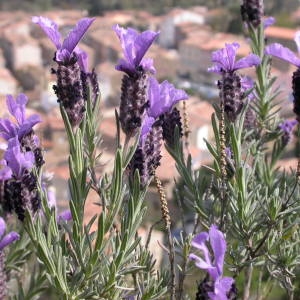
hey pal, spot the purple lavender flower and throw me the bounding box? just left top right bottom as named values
left=278, top=119, right=298, bottom=146
left=0, top=217, right=19, bottom=250
left=265, top=33, right=300, bottom=121
left=189, top=225, right=235, bottom=300
left=113, top=24, right=159, bottom=75
left=4, top=138, right=35, bottom=178
left=208, top=43, right=260, bottom=74
left=32, top=16, right=95, bottom=64
left=0, top=94, right=44, bottom=168
left=33, top=16, right=95, bottom=127
left=241, top=0, right=263, bottom=28
left=0, top=94, right=41, bottom=141
left=147, top=77, right=188, bottom=146
left=148, top=77, right=188, bottom=118
left=114, top=25, right=159, bottom=136
left=2, top=138, right=40, bottom=221
left=209, top=43, right=260, bottom=122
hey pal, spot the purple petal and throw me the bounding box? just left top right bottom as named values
left=148, top=77, right=160, bottom=117
left=212, top=276, right=234, bottom=300
left=113, top=24, right=158, bottom=73
left=74, top=47, right=88, bottom=72
left=265, top=43, right=300, bottom=67
left=60, top=18, right=95, bottom=59
left=209, top=225, right=226, bottom=277
left=18, top=114, right=42, bottom=139
left=58, top=210, right=72, bottom=222
left=210, top=43, right=239, bottom=72
left=4, top=137, right=34, bottom=177
left=6, top=94, right=27, bottom=124
left=234, top=54, right=260, bottom=70
left=0, top=119, right=18, bottom=140
left=148, top=78, right=188, bottom=118
left=294, top=31, right=300, bottom=54
left=0, top=166, right=12, bottom=181
left=140, top=58, right=156, bottom=74
left=56, top=48, right=71, bottom=62
left=32, top=16, right=61, bottom=49
left=189, top=253, right=214, bottom=270
left=140, top=116, right=155, bottom=145
left=0, top=218, right=6, bottom=240
left=133, top=30, right=159, bottom=67
left=264, top=17, right=275, bottom=29
left=0, top=231, right=20, bottom=250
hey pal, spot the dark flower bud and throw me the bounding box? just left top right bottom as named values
left=218, top=72, right=243, bottom=122
left=160, top=107, right=183, bottom=147
left=241, top=0, right=263, bottom=28
left=5, top=171, right=40, bottom=221
left=119, top=69, right=149, bottom=136
left=53, top=56, right=85, bottom=127
left=293, top=68, right=300, bottom=121
left=128, top=120, right=162, bottom=187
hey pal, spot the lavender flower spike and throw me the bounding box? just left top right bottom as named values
left=32, top=16, right=95, bottom=63
left=113, top=24, right=159, bottom=75
left=209, top=43, right=260, bottom=122
left=208, top=43, right=260, bottom=74
left=189, top=225, right=235, bottom=300
left=0, top=217, right=19, bottom=250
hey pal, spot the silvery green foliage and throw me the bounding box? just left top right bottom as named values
left=2, top=8, right=300, bottom=300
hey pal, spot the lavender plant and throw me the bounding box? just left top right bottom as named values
left=0, top=1, right=299, bottom=299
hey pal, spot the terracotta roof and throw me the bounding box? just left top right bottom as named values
left=265, top=26, right=298, bottom=40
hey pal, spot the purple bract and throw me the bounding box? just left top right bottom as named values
left=32, top=16, right=95, bottom=64
left=0, top=217, right=20, bottom=250
left=189, top=225, right=234, bottom=300
left=148, top=77, right=188, bottom=119
left=208, top=43, right=260, bottom=74
left=113, top=24, right=159, bottom=75
left=265, top=42, right=300, bottom=67
left=4, top=137, right=35, bottom=178
left=0, top=94, right=41, bottom=141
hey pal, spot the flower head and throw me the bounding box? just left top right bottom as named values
left=208, top=43, right=260, bottom=74
left=113, top=24, right=159, bottom=75
left=148, top=77, right=188, bottom=119
left=32, top=16, right=95, bottom=63
left=189, top=225, right=234, bottom=300
left=0, top=94, right=41, bottom=141
left=241, top=0, right=263, bottom=28
left=0, top=217, right=19, bottom=250
left=4, top=137, right=35, bottom=178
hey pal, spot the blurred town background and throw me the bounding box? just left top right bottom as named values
left=0, top=1, right=299, bottom=291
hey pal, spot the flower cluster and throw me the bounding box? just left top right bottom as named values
left=0, top=95, right=42, bottom=221
left=32, top=16, right=97, bottom=127
left=209, top=43, right=260, bottom=122
left=189, top=225, right=236, bottom=300
left=114, top=25, right=188, bottom=186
